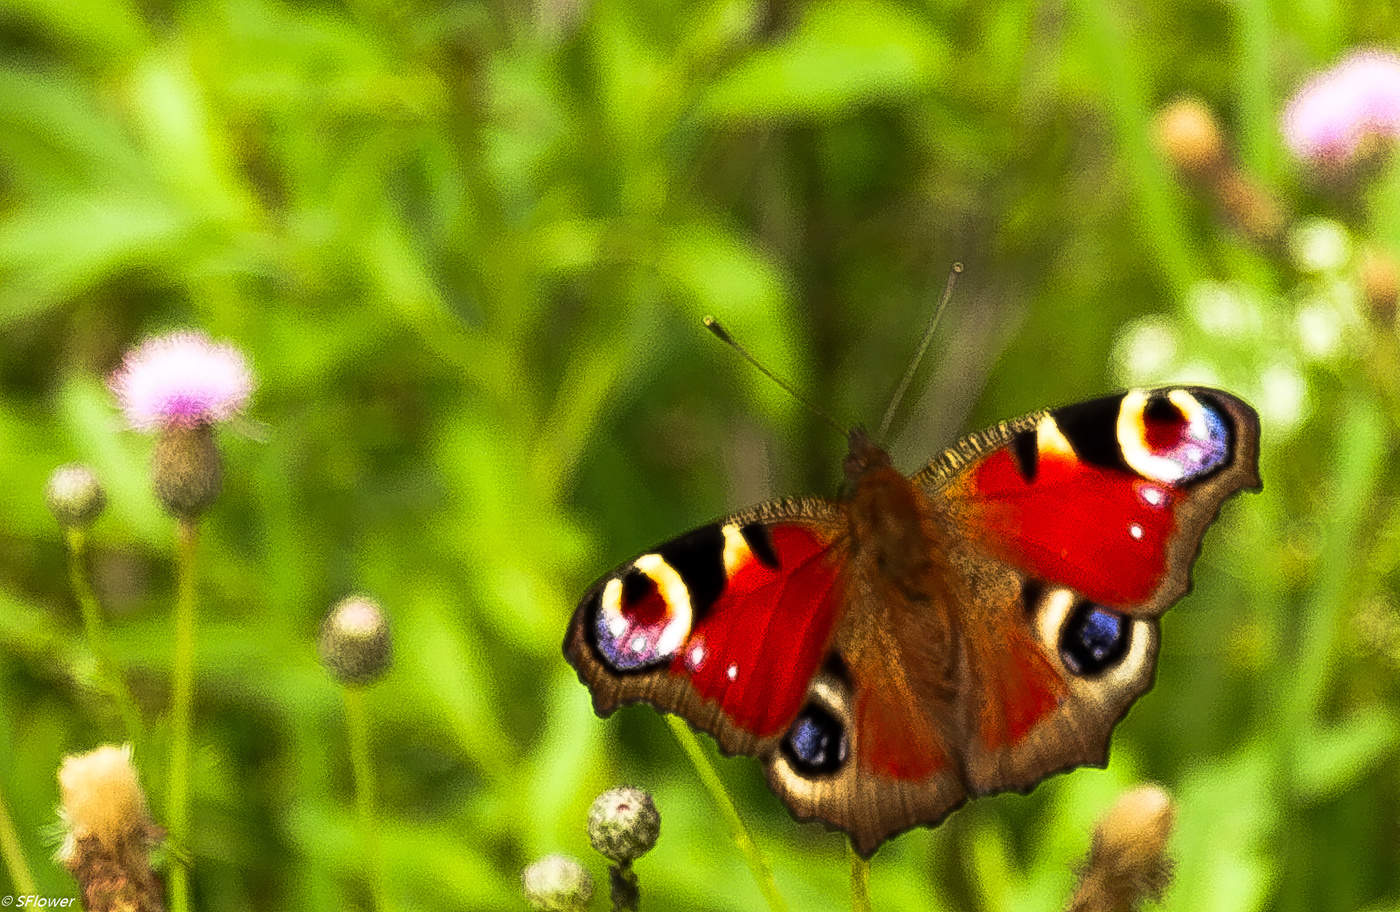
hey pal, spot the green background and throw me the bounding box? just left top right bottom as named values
left=1, top=0, right=1399, bottom=909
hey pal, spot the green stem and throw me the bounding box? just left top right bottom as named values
left=848, top=842, right=871, bottom=912
left=346, top=687, right=390, bottom=912
left=1272, top=399, right=1385, bottom=912
left=608, top=862, right=639, bottom=912
left=166, top=519, right=199, bottom=912
left=1234, top=0, right=1274, bottom=181
left=664, top=716, right=789, bottom=912
left=0, top=782, right=36, bottom=895
left=1287, top=400, right=1386, bottom=723
left=64, top=528, right=144, bottom=753
left=1066, top=0, right=1199, bottom=298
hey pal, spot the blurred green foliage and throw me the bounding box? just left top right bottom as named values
left=1, top=0, right=1399, bottom=909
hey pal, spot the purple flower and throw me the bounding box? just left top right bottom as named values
left=1284, top=49, right=1400, bottom=166
left=108, top=331, right=252, bottom=431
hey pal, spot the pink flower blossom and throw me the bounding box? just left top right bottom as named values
left=108, top=331, right=253, bottom=430
left=1284, top=50, right=1400, bottom=166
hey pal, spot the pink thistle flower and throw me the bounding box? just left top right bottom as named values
left=108, top=330, right=253, bottom=431
left=1284, top=49, right=1400, bottom=166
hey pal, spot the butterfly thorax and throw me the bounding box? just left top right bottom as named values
left=843, top=428, right=943, bottom=600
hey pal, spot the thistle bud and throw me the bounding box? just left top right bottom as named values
left=1361, top=247, right=1400, bottom=325
left=57, top=744, right=165, bottom=912
left=319, top=595, right=392, bottom=685
left=1067, top=784, right=1175, bottom=912
left=1155, top=97, right=1226, bottom=176
left=108, top=330, right=252, bottom=520
left=588, top=786, right=660, bottom=863
left=522, top=854, right=594, bottom=912
left=1210, top=169, right=1286, bottom=243
left=152, top=425, right=223, bottom=519
left=46, top=464, right=107, bottom=529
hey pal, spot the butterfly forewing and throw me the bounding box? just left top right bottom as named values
left=564, top=498, right=847, bottom=759
left=923, top=386, right=1261, bottom=616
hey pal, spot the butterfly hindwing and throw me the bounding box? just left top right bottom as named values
left=769, top=497, right=969, bottom=856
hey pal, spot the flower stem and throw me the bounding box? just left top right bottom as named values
left=664, top=716, right=789, bottom=912
left=64, top=528, right=144, bottom=752
left=345, top=687, right=390, bottom=912
left=0, top=783, right=37, bottom=895
left=848, top=842, right=871, bottom=912
left=166, top=519, right=199, bottom=912
left=608, top=862, right=639, bottom=912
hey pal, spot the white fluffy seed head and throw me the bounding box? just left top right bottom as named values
left=521, top=854, right=594, bottom=911
left=56, top=744, right=151, bottom=863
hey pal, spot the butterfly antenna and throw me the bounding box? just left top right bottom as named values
left=875, top=261, right=963, bottom=444
left=703, top=316, right=847, bottom=438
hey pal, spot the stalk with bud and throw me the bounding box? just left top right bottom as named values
left=108, top=330, right=253, bottom=912
left=321, top=595, right=393, bottom=911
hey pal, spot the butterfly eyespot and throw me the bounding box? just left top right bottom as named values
left=1059, top=603, right=1131, bottom=676
left=590, top=561, right=694, bottom=672
left=1119, top=389, right=1231, bottom=483
left=781, top=704, right=848, bottom=776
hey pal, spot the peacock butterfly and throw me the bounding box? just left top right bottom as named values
left=564, top=384, right=1260, bottom=856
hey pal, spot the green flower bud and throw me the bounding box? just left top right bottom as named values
left=319, top=595, right=392, bottom=686
left=152, top=425, right=223, bottom=519
left=522, top=854, right=594, bottom=912
left=587, top=786, right=660, bottom=863
left=46, top=464, right=106, bottom=529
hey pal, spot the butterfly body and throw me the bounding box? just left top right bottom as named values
left=566, top=387, right=1260, bottom=855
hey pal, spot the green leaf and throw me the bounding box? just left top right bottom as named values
left=701, top=0, right=947, bottom=123
left=392, top=588, right=516, bottom=777
left=1170, top=747, right=1279, bottom=912
left=1294, top=709, right=1400, bottom=803
left=0, top=0, right=147, bottom=59
left=0, top=194, right=190, bottom=324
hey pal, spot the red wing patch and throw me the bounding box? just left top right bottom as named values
left=974, top=625, right=1064, bottom=748
left=944, top=388, right=1250, bottom=610
left=959, top=447, right=1177, bottom=608
left=855, top=682, right=947, bottom=780
left=670, top=525, right=843, bottom=738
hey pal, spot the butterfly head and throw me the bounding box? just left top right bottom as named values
left=843, top=427, right=894, bottom=488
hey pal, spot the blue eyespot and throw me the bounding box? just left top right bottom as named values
left=595, top=608, right=668, bottom=670
left=590, top=571, right=681, bottom=672
left=1138, top=393, right=1230, bottom=482
left=1059, top=604, right=1131, bottom=676
left=782, top=705, right=847, bottom=775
